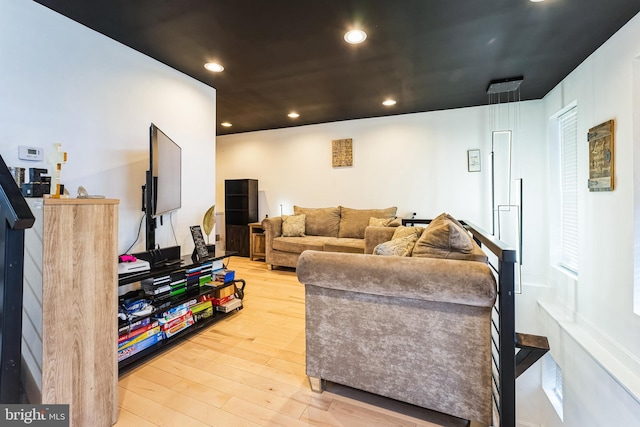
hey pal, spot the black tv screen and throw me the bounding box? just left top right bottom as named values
left=149, top=123, right=181, bottom=217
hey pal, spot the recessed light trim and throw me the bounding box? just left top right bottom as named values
left=204, top=62, right=224, bottom=72
left=530, top=0, right=544, bottom=2
left=344, top=29, right=367, bottom=44
left=382, top=99, right=397, bottom=106
left=221, top=122, right=232, bottom=127
left=288, top=112, right=300, bottom=118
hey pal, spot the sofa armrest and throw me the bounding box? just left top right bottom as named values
left=364, top=226, right=396, bottom=254
left=297, top=250, right=496, bottom=308
left=262, top=216, right=282, bottom=250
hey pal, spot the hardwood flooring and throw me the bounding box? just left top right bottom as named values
left=114, top=257, right=470, bottom=427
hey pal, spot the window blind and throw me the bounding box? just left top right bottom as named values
left=559, top=108, right=579, bottom=273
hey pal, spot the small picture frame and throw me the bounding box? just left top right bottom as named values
left=190, top=225, right=210, bottom=261
left=468, top=149, right=481, bottom=172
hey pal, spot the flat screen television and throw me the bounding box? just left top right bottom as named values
left=145, top=123, right=181, bottom=250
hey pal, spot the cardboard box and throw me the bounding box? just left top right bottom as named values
left=211, top=294, right=234, bottom=306
left=118, top=320, right=159, bottom=344
left=118, top=326, right=161, bottom=351
left=214, top=269, right=235, bottom=283
left=215, top=285, right=235, bottom=300
left=162, top=313, right=195, bottom=338
left=216, top=298, right=242, bottom=313
left=118, top=331, right=163, bottom=362
left=118, top=317, right=151, bottom=335
left=191, top=301, right=214, bottom=322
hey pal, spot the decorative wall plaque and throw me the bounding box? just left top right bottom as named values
left=587, top=119, right=614, bottom=192
left=467, top=149, right=481, bottom=172
left=332, top=138, right=353, bottom=167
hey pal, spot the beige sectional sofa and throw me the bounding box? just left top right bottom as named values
left=261, top=205, right=397, bottom=270
left=296, top=213, right=497, bottom=425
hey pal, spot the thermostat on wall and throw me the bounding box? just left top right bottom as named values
left=18, top=145, right=44, bottom=161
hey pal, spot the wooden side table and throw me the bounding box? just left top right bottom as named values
left=249, top=222, right=265, bottom=261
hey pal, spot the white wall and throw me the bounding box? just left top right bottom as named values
left=217, top=97, right=548, bottom=288
left=530, top=10, right=640, bottom=427
left=0, top=0, right=217, bottom=256
left=217, top=11, right=640, bottom=427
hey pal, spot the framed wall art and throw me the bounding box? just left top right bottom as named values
left=468, top=149, right=481, bottom=172
left=332, top=138, right=353, bottom=167
left=587, top=119, right=614, bottom=192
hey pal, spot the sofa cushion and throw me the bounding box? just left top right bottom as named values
left=273, top=236, right=365, bottom=254
left=293, top=206, right=341, bottom=237
left=339, top=206, right=397, bottom=239
left=373, top=234, right=418, bottom=256
left=412, top=215, right=488, bottom=262
left=273, top=236, right=327, bottom=253
left=322, top=238, right=365, bottom=254
left=282, top=214, right=306, bottom=237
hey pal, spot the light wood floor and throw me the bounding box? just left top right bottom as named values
left=114, top=256, right=469, bottom=427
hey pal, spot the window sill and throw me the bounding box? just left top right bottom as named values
left=538, top=300, right=640, bottom=405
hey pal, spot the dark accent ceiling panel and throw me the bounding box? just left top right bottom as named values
left=33, top=1, right=640, bottom=135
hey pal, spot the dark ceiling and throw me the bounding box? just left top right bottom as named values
left=34, top=0, right=640, bottom=135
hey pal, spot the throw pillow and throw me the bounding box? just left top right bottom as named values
left=431, top=212, right=468, bottom=234
left=387, top=217, right=403, bottom=227
left=369, top=217, right=403, bottom=227
left=369, top=217, right=393, bottom=227
left=412, top=216, right=474, bottom=258
left=373, top=234, right=418, bottom=257
left=392, top=225, right=425, bottom=240
left=282, top=214, right=306, bottom=237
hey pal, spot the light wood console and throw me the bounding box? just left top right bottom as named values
left=22, top=197, right=119, bottom=427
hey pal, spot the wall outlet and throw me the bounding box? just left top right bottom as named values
left=215, top=234, right=221, bottom=242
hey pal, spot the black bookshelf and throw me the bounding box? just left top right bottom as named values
left=225, top=179, right=258, bottom=256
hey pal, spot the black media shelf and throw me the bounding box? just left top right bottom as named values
left=118, top=302, right=242, bottom=375
left=117, top=251, right=243, bottom=375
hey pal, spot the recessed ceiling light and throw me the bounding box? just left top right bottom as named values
left=288, top=112, right=300, bottom=118
left=344, top=29, right=367, bottom=44
left=204, top=62, right=224, bottom=72
left=382, top=99, right=397, bottom=106
left=530, top=0, right=544, bottom=2
left=221, top=122, right=232, bottom=127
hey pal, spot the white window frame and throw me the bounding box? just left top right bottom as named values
left=549, top=102, right=579, bottom=278
left=558, top=107, right=579, bottom=274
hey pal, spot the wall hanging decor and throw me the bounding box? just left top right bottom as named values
left=588, top=119, right=615, bottom=192
left=332, top=138, right=353, bottom=167
left=468, top=149, right=481, bottom=172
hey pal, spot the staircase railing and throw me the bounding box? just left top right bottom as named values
left=464, top=220, right=548, bottom=427
left=0, top=155, right=35, bottom=403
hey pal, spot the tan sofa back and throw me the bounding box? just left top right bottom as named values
left=338, top=206, right=397, bottom=239
left=293, top=206, right=341, bottom=237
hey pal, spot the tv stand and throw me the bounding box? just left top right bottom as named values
left=117, top=251, right=243, bottom=374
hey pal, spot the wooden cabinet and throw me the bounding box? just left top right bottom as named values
left=249, top=222, right=265, bottom=261
left=22, top=198, right=119, bottom=427
left=225, top=179, right=257, bottom=256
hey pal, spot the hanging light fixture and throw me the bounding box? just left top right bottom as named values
left=487, top=76, right=524, bottom=293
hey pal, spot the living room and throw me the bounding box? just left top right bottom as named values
left=2, top=0, right=640, bottom=426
